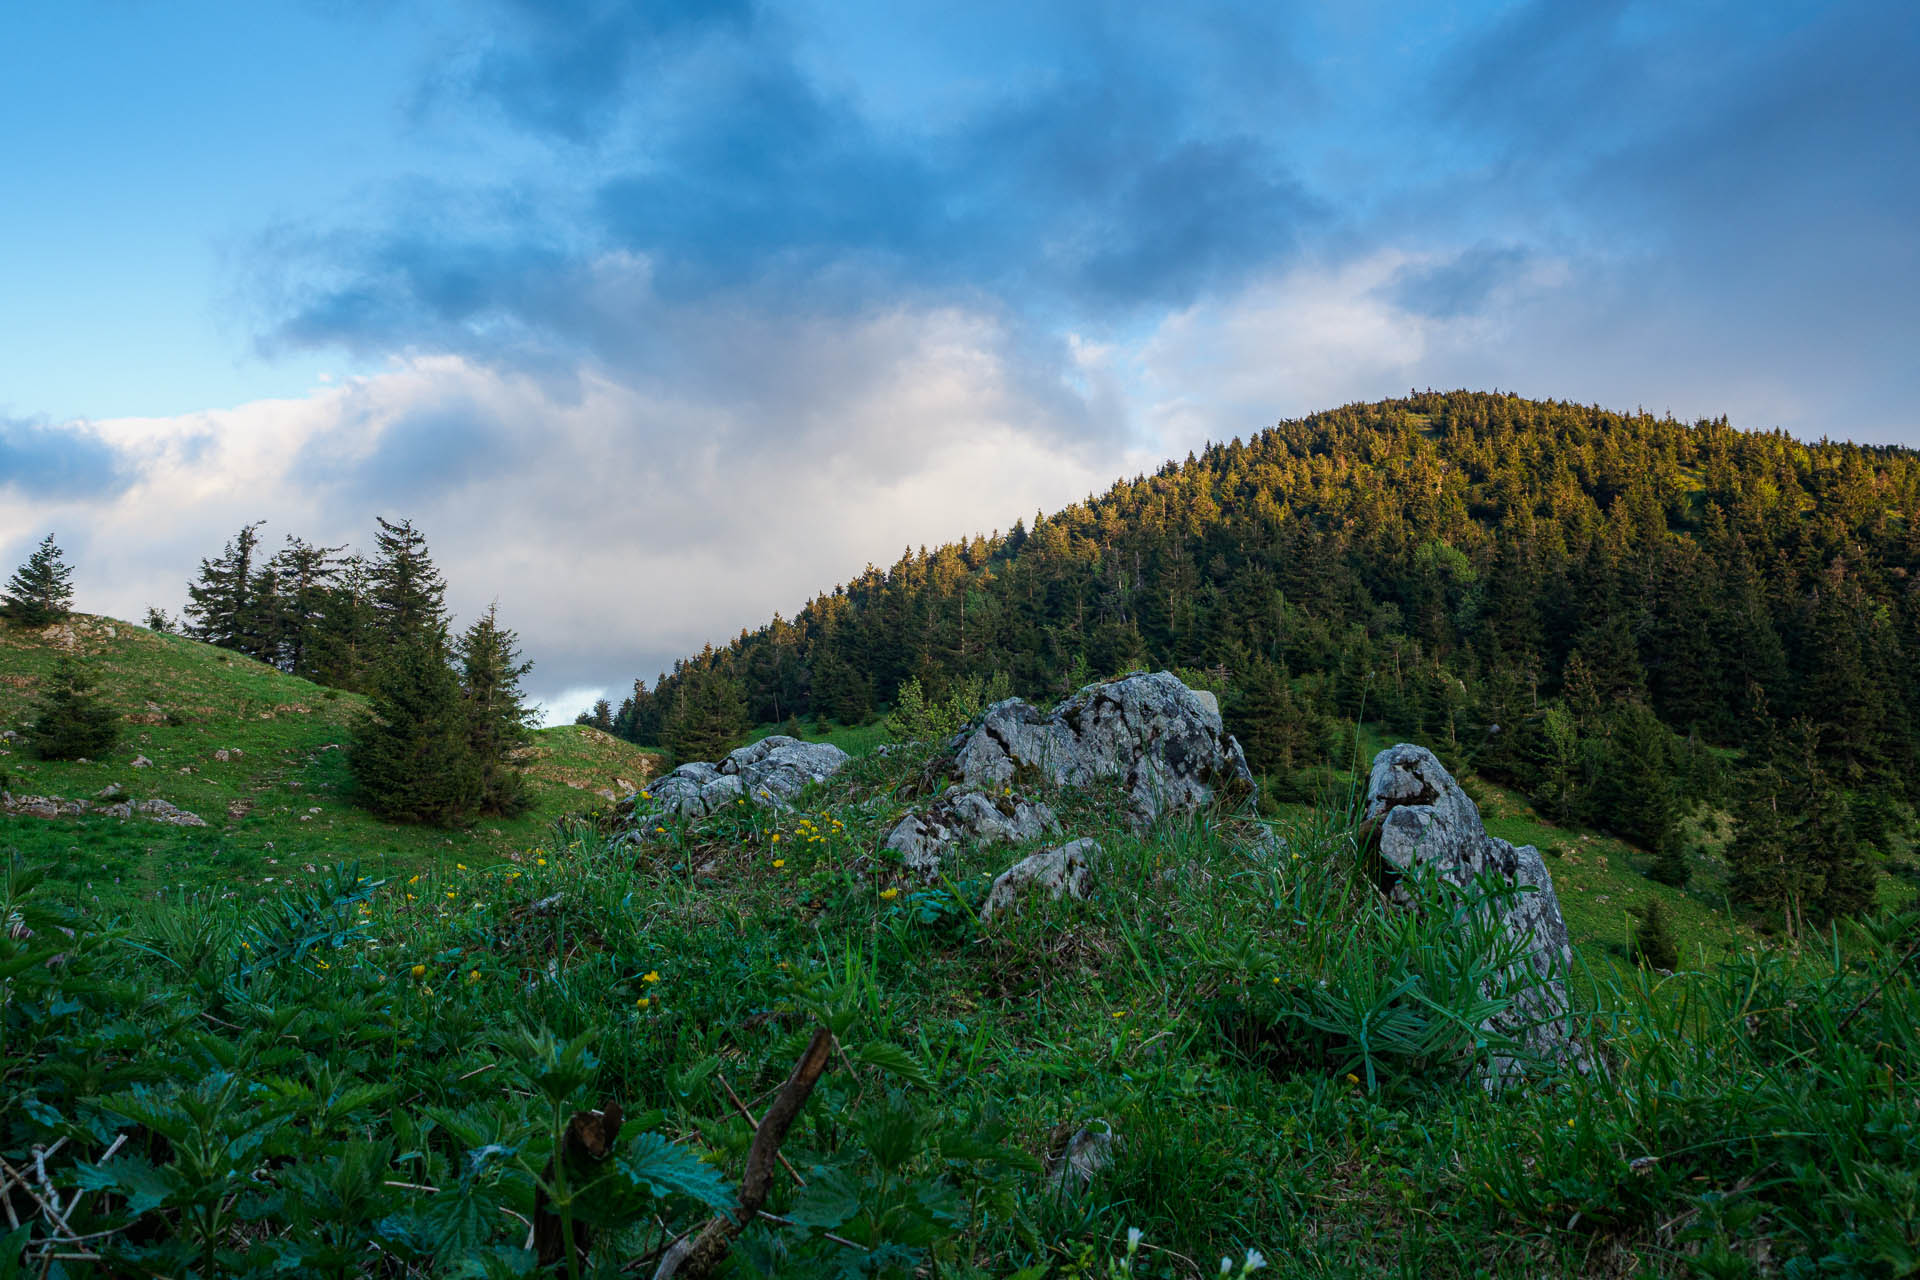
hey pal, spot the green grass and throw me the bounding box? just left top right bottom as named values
left=1, top=616, right=663, bottom=908
left=5, top=620, right=1915, bottom=1277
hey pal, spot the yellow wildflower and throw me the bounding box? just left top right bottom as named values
left=537, top=857, right=547, bottom=866
left=467, top=969, right=481, bottom=984
left=636, top=997, right=651, bottom=1009
left=642, top=970, right=661, bottom=983
left=1111, top=1010, right=1127, bottom=1019
left=773, top=859, right=786, bottom=869
left=771, top=833, right=781, bottom=843
left=1346, top=1073, right=1360, bottom=1085
left=410, top=964, right=426, bottom=978
left=879, top=887, right=899, bottom=901
left=457, top=863, right=467, bottom=871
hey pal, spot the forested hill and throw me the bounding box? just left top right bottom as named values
left=609, top=391, right=1919, bottom=916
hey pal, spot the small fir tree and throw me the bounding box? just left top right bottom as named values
left=3, top=534, right=76, bottom=627
left=24, top=658, right=120, bottom=760
left=1629, top=898, right=1679, bottom=971
left=348, top=632, right=476, bottom=825
left=457, top=605, right=535, bottom=817
left=142, top=605, right=177, bottom=633
left=1647, top=835, right=1691, bottom=889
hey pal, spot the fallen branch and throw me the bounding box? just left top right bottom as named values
left=652, top=1028, right=835, bottom=1280
left=716, top=1074, right=806, bottom=1188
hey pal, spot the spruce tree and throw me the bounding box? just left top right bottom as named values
left=24, top=658, right=120, bottom=760
left=665, top=662, right=747, bottom=764
left=184, top=522, right=265, bottom=651
left=348, top=631, right=476, bottom=825
left=2, top=534, right=76, bottom=627
left=457, top=604, right=535, bottom=817
left=369, top=517, right=448, bottom=645
left=265, top=536, right=345, bottom=678
left=308, top=554, right=378, bottom=691
left=1629, top=898, right=1679, bottom=971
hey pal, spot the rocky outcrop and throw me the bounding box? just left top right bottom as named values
left=631, top=736, right=850, bottom=823
left=884, top=789, right=1058, bottom=878
left=979, top=838, right=1098, bottom=921
left=1, top=791, right=205, bottom=826
left=1362, top=743, right=1587, bottom=1086
left=942, top=672, right=1253, bottom=827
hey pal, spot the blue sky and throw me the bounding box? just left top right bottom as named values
left=3, top=0, right=1916, bottom=717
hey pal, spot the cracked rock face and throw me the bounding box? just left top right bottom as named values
left=944, top=671, right=1254, bottom=827
left=1363, top=743, right=1588, bottom=1086
left=631, top=736, right=851, bottom=823
left=884, top=789, right=1059, bottom=878
left=979, top=838, right=1099, bottom=920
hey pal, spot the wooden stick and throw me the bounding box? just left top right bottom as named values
left=716, top=1075, right=807, bottom=1188
left=652, top=1028, right=834, bottom=1280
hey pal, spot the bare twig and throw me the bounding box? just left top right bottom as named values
left=754, top=1210, right=865, bottom=1252
left=0, top=1156, right=74, bottom=1239
left=1836, top=928, right=1920, bottom=1035
left=652, top=1028, right=835, bottom=1280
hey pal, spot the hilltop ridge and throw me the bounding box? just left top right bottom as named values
left=0, top=614, right=662, bottom=901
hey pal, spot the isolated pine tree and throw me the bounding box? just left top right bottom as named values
left=348, top=631, right=476, bottom=825
left=457, top=605, right=535, bottom=817
left=2, top=534, right=76, bottom=627
left=25, top=657, right=120, bottom=760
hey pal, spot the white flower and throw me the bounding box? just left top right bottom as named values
left=1245, top=1249, right=1268, bottom=1273
left=1127, top=1227, right=1143, bottom=1251
left=1221, top=1260, right=1232, bottom=1275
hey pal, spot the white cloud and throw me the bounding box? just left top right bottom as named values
left=5, top=302, right=1132, bottom=718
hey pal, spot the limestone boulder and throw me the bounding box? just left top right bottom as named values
left=943, top=671, right=1254, bottom=827
left=1363, top=743, right=1588, bottom=1085
left=979, top=838, right=1099, bottom=921
left=720, top=736, right=851, bottom=806
left=630, top=736, right=850, bottom=826
left=884, top=789, right=1058, bottom=878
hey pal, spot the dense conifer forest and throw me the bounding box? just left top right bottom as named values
left=610, top=392, right=1920, bottom=923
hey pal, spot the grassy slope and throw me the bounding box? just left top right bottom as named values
left=0, top=616, right=663, bottom=907
left=5, top=641, right=1911, bottom=1275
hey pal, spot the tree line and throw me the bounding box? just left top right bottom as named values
left=602, top=391, right=1920, bottom=927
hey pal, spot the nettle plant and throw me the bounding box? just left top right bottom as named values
left=2, top=855, right=1041, bottom=1278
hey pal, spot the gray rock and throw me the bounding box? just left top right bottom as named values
left=1048, top=1120, right=1117, bottom=1191
left=884, top=789, right=1059, bottom=878
left=631, top=737, right=851, bottom=827
left=945, top=671, right=1254, bottom=827
left=131, top=755, right=153, bottom=769
left=135, top=798, right=208, bottom=828
left=95, top=783, right=126, bottom=801
left=1363, top=743, right=1588, bottom=1087
left=979, top=838, right=1099, bottom=921
left=720, top=735, right=851, bottom=806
